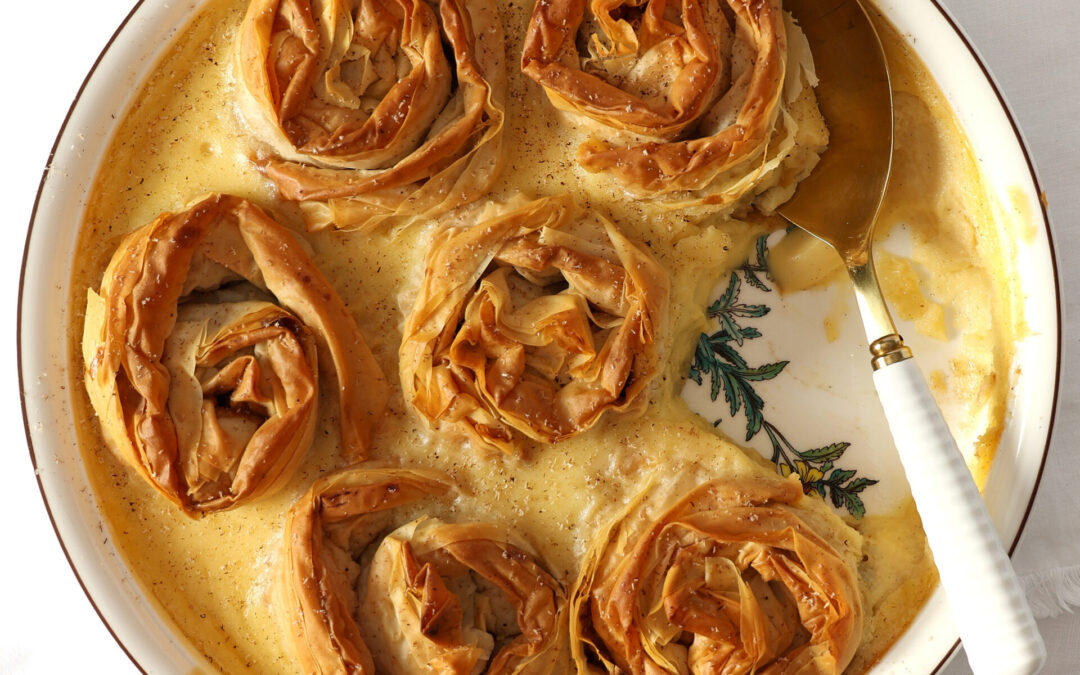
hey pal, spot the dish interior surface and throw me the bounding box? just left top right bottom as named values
left=21, top=0, right=1057, bottom=673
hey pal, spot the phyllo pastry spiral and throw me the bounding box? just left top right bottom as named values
left=279, top=466, right=567, bottom=673
left=234, top=0, right=507, bottom=231
left=571, top=477, right=863, bottom=674
left=399, top=195, right=669, bottom=454
left=521, top=0, right=826, bottom=211
left=81, top=194, right=388, bottom=515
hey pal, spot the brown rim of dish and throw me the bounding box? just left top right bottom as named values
left=16, top=1, right=1062, bottom=674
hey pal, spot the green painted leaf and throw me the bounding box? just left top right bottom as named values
left=708, top=274, right=740, bottom=315
left=756, top=235, right=772, bottom=282
left=689, top=334, right=711, bottom=384
left=743, top=267, right=770, bottom=292
left=827, top=468, right=857, bottom=484
left=797, top=442, right=851, bottom=463
left=731, top=361, right=789, bottom=382
left=845, top=477, right=879, bottom=493
left=829, top=486, right=845, bottom=509
left=720, top=312, right=745, bottom=346
left=706, top=330, right=731, bottom=345
left=734, top=378, right=766, bottom=440
left=719, top=369, right=741, bottom=415
left=695, top=333, right=712, bottom=363
left=712, top=340, right=749, bottom=370
left=727, top=303, right=770, bottom=318
left=843, top=491, right=867, bottom=518
left=710, top=359, right=726, bottom=402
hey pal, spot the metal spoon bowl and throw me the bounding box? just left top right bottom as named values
left=776, top=1, right=1045, bottom=672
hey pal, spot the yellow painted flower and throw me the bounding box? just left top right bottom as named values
left=778, top=460, right=825, bottom=493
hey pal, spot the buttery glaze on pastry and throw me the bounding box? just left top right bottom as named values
left=571, top=477, right=862, bottom=674
left=81, top=194, right=388, bottom=515
left=521, top=0, right=826, bottom=211
left=280, top=467, right=566, bottom=673
left=400, top=194, right=669, bottom=453
left=235, top=0, right=507, bottom=231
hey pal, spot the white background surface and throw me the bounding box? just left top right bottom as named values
left=1, top=0, right=1076, bottom=673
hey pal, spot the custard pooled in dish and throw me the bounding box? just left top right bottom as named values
left=279, top=467, right=567, bottom=673
left=571, top=477, right=863, bottom=674
left=81, top=194, right=388, bottom=515
left=521, top=0, right=826, bottom=211
left=399, top=194, right=669, bottom=454
left=234, top=0, right=507, bottom=231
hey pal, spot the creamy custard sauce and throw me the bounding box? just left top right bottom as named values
left=67, top=0, right=1022, bottom=672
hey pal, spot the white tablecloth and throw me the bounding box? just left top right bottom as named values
left=1, top=0, right=1076, bottom=672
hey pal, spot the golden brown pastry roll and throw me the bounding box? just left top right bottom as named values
left=399, top=195, right=669, bottom=454
left=280, top=467, right=566, bottom=673
left=521, top=0, right=826, bottom=211
left=234, top=0, right=506, bottom=231
left=81, top=194, right=388, bottom=515
left=571, top=477, right=862, bottom=674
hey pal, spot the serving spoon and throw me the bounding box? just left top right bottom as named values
left=776, top=1, right=1045, bottom=672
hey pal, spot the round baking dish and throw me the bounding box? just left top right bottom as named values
left=19, top=0, right=1061, bottom=672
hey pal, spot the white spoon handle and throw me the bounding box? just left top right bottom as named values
left=872, top=357, right=1045, bottom=674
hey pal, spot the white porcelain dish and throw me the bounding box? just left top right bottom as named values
left=19, top=0, right=1061, bottom=672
